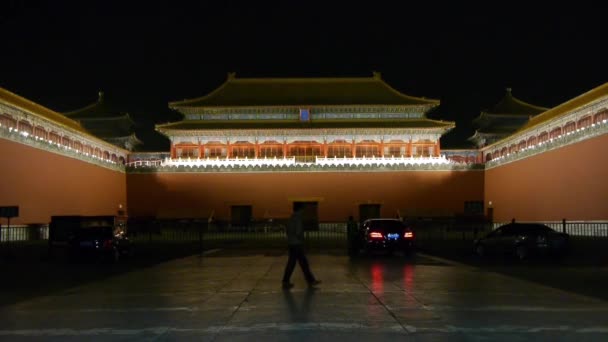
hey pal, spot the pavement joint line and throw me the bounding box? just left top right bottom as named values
left=2, top=324, right=608, bottom=336
left=348, top=261, right=410, bottom=333
left=210, top=254, right=279, bottom=340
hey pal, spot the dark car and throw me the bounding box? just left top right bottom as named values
left=67, top=226, right=132, bottom=263
left=473, top=223, right=570, bottom=260
left=349, top=218, right=415, bottom=256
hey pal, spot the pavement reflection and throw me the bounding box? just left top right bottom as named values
left=282, top=287, right=316, bottom=322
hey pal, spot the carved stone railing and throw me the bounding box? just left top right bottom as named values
left=0, top=127, right=125, bottom=172
left=485, top=118, right=608, bottom=169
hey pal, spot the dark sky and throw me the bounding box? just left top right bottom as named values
left=1, top=1, right=606, bottom=151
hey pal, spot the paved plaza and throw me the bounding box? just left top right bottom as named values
left=1, top=249, right=608, bottom=341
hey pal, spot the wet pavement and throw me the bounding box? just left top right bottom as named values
left=1, top=249, right=608, bottom=341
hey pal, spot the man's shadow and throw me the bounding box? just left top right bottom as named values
left=282, top=287, right=317, bottom=322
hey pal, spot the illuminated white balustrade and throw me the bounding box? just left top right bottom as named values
left=161, top=157, right=297, bottom=168
left=127, top=155, right=454, bottom=168
left=315, top=155, right=452, bottom=166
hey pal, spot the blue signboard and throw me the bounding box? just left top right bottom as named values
left=299, top=108, right=310, bottom=122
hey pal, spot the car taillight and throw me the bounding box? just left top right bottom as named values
left=404, top=231, right=414, bottom=239
left=103, top=239, right=113, bottom=250
left=369, top=232, right=383, bottom=239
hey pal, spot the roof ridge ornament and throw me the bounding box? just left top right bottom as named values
left=506, top=87, right=512, bottom=95
left=98, top=91, right=104, bottom=103
left=372, top=71, right=382, bottom=80
left=227, top=72, right=236, bottom=80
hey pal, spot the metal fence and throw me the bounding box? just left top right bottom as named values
left=0, top=224, right=48, bottom=242
left=492, top=220, right=608, bottom=238
left=127, top=220, right=347, bottom=250
left=2, top=219, right=606, bottom=246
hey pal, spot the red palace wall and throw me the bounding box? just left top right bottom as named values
left=485, top=134, right=608, bottom=222
left=0, top=138, right=127, bottom=225
left=127, top=170, right=484, bottom=222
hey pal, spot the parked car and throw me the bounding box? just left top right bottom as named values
left=349, top=218, right=415, bottom=256
left=68, top=226, right=132, bottom=263
left=473, top=223, right=570, bottom=260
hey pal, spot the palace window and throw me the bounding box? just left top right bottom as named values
left=73, top=141, right=83, bottom=152
left=176, top=147, right=199, bottom=158
left=18, top=120, right=33, bottom=135
left=83, top=145, right=92, bottom=155
left=49, top=132, right=61, bottom=144
left=34, top=126, right=47, bottom=139
left=0, top=114, right=17, bottom=129
left=205, top=146, right=225, bottom=158
left=563, top=121, right=576, bottom=134
left=577, top=116, right=592, bottom=128
left=594, top=110, right=608, bottom=124
left=102, top=151, right=110, bottom=160
left=550, top=127, right=562, bottom=139
left=509, top=144, right=517, bottom=154
left=260, top=146, right=283, bottom=158
left=327, top=145, right=352, bottom=158
left=232, top=146, right=255, bottom=158
left=527, top=136, right=537, bottom=147
left=355, top=145, right=379, bottom=157
left=538, top=132, right=549, bottom=143
left=518, top=140, right=527, bottom=151
left=412, top=145, right=432, bottom=157
left=288, top=145, right=322, bottom=157
left=288, top=145, right=322, bottom=162
left=385, top=146, right=403, bottom=157
left=62, top=136, right=71, bottom=148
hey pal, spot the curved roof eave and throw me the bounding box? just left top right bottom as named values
left=0, top=87, right=130, bottom=154
left=169, top=73, right=439, bottom=108
left=482, top=82, right=608, bottom=151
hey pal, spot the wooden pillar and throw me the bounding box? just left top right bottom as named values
left=283, top=141, right=288, bottom=158
left=227, top=140, right=232, bottom=158
left=323, top=139, right=328, bottom=157
left=198, top=143, right=204, bottom=159
left=435, top=140, right=441, bottom=157
left=379, top=139, right=384, bottom=157
left=254, top=140, right=259, bottom=158
left=407, top=139, right=412, bottom=157
left=352, top=139, right=356, bottom=157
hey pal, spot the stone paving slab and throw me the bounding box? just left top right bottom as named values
left=1, top=250, right=608, bottom=341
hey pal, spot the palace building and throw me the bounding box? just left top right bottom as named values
left=468, top=88, right=548, bottom=148
left=1, top=74, right=607, bottom=226
left=152, top=72, right=454, bottom=169
left=63, top=91, right=142, bottom=151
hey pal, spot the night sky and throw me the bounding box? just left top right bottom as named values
left=1, top=1, right=606, bottom=151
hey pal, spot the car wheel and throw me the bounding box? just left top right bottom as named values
left=475, top=244, right=485, bottom=257
left=515, top=245, right=528, bottom=260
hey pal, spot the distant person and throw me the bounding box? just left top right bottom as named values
left=282, top=206, right=321, bottom=289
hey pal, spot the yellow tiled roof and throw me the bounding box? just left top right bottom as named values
left=0, top=87, right=87, bottom=134
left=170, top=72, right=439, bottom=108
left=516, top=82, right=608, bottom=133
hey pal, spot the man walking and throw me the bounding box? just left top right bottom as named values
left=282, top=206, right=321, bottom=289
